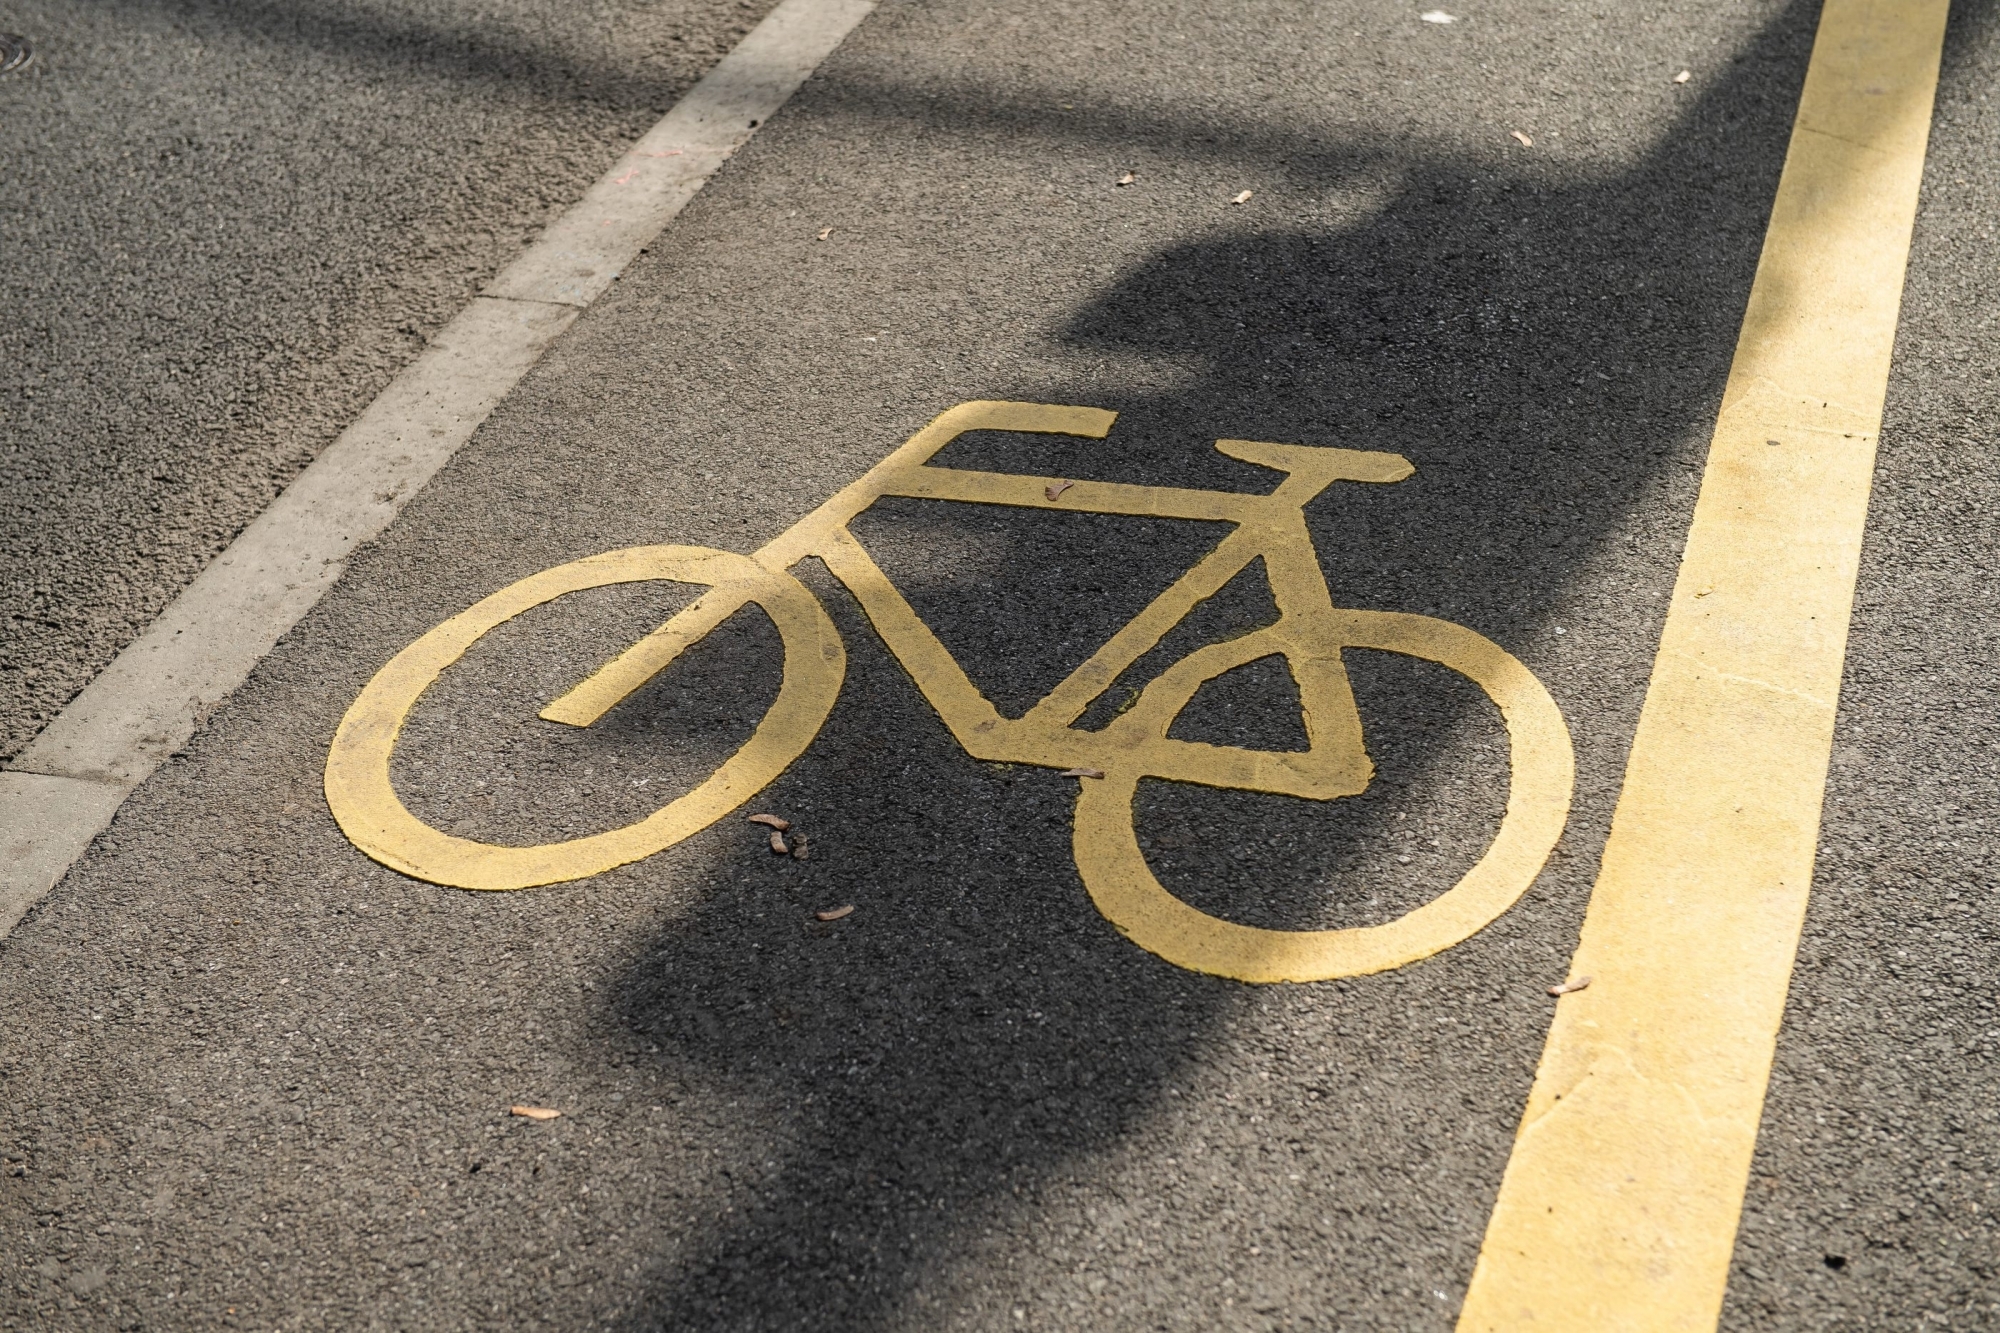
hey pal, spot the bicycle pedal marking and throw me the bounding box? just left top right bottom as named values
left=324, top=401, right=1573, bottom=981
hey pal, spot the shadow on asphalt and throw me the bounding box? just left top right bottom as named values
left=85, top=0, right=733, bottom=114
left=590, top=4, right=1844, bottom=1326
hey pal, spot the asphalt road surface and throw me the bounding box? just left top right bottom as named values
left=3, top=0, right=1999, bottom=1328
left=0, top=0, right=774, bottom=760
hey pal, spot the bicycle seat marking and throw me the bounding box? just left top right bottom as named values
left=325, top=401, right=1573, bottom=983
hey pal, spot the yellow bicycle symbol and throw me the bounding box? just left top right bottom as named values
left=325, top=401, right=1572, bottom=983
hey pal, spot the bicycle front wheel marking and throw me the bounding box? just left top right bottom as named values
left=1072, top=611, right=1573, bottom=983
left=324, top=545, right=844, bottom=892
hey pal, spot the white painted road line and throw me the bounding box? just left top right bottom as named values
left=487, top=0, right=876, bottom=310
left=0, top=0, right=876, bottom=939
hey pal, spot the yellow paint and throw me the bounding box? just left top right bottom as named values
left=1075, top=608, right=1570, bottom=982
left=326, top=401, right=1572, bottom=980
left=1459, top=0, right=1948, bottom=1327
left=324, top=546, right=845, bottom=891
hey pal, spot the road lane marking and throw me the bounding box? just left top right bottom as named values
left=1458, top=0, right=1949, bottom=1327
left=0, top=0, right=875, bottom=939
left=323, top=401, right=1574, bottom=981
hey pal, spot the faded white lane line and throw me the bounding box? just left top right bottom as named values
left=0, top=0, right=876, bottom=938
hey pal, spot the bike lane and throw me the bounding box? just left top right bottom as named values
left=1, top=0, right=1994, bottom=1327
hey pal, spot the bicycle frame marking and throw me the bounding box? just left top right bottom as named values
left=552, top=401, right=1396, bottom=795
left=325, top=401, right=1574, bottom=982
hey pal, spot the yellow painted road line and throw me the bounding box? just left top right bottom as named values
left=1458, top=0, right=1949, bottom=1328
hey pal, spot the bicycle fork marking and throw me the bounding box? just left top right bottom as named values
left=325, top=401, right=1574, bottom=982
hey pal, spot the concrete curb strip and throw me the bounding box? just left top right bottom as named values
left=0, top=0, right=876, bottom=939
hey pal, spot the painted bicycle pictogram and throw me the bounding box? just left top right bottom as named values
left=325, top=401, right=1573, bottom=982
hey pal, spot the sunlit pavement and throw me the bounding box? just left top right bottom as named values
left=3, top=0, right=1999, bottom=1327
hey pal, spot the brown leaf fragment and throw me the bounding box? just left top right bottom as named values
left=769, top=830, right=790, bottom=855
left=748, top=813, right=791, bottom=831
left=1060, top=767, right=1105, bottom=779
left=1673, top=69, right=1692, bottom=83
left=1230, top=189, right=1253, bottom=205
left=1510, top=130, right=1534, bottom=147
left=791, top=834, right=810, bottom=860
left=1117, top=172, right=1136, bottom=186
left=1547, top=975, right=1593, bottom=997
left=509, top=1105, right=561, bottom=1121
left=816, top=226, right=833, bottom=240
left=815, top=905, right=854, bottom=922
left=1045, top=480, right=1075, bottom=502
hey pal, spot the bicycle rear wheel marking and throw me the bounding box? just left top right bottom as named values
left=324, top=546, right=844, bottom=891
left=1072, top=611, right=1572, bottom=983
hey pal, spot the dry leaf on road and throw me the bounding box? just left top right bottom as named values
left=791, top=834, right=810, bottom=860
left=509, top=1105, right=561, bottom=1121
left=748, top=813, right=791, bottom=831
left=1230, top=190, right=1253, bottom=205
left=1547, top=976, right=1593, bottom=997
left=1673, top=69, right=1692, bottom=83
left=1045, top=480, right=1075, bottom=501
left=1060, top=767, right=1105, bottom=779
left=815, top=905, right=854, bottom=922
left=1510, top=130, right=1533, bottom=147
left=1419, top=9, right=1457, bottom=21
left=816, top=226, right=833, bottom=240
left=768, top=830, right=790, bottom=855
left=1117, top=172, right=1136, bottom=185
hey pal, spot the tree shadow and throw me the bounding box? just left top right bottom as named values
left=83, top=0, right=742, bottom=115
left=569, top=0, right=1933, bottom=1326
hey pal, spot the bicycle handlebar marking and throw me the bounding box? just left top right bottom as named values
left=324, top=401, right=1574, bottom=982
